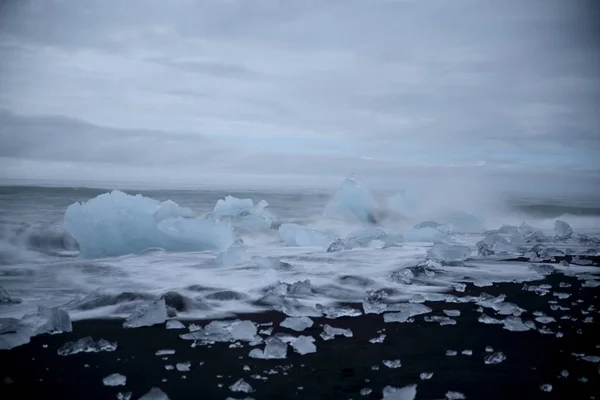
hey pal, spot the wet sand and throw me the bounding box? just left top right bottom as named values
left=1, top=270, right=599, bottom=400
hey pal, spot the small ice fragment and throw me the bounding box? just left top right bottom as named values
left=372, top=365, right=380, bottom=370
left=123, top=299, right=167, bottom=328
left=117, top=392, right=132, bottom=400
left=155, top=349, right=175, bottom=356
left=383, top=304, right=432, bottom=323
left=581, top=356, right=600, bottom=363
left=231, top=321, right=258, bottom=341
left=382, top=384, right=417, bottom=400
left=166, top=320, right=185, bottom=330
left=164, top=365, right=174, bottom=371
left=249, top=337, right=287, bottom=359
left=485, top=346, right=494, bottom=352
left=369, top=334, right=386, bottom=344
left=420, top=372, right=434, bottom=380
left=424, top=316, right=456, bottom=326
left=139, top=387, right=169, bottom=400
left=535, top=316, right=556, bottom=324
left=316, top=304, right=362, bottom=319
left=540, top=384, right=552, bottom=392
left=176, top=362, right=191, bottom=372
left=320, top=324, right=353, bottom=340
left=383, top=359, right=402, bottom=368
left=578, top=377, right=588, bottom=383
left=445, top=392, right=466, bottom=400
left=560, top=370, right=569, bottom=378
left=362, top=289, right=389, bottom=314
left=478, top=314, right=503, bottom=325
left=446, top=350, right=458, bottom=356
left=280, top=317, right=313, bottom=332
left=102, top=373, right=126, bottom=387
left=443, top=310, right=461, bottom=317
left=229, top=378, right=254, bottom=393
left=484, top=352, right=506, bottom=365
left=58, top=337, right=117, bottom=356
left=291, top=336, right=316, bottom=355
left=360, top=388, right=373, bottom=396
left=553, top=292, right=570, bottom=300
left=502, top=316, right=534, bottom=332
left=462, top=350, right=472, bottom=356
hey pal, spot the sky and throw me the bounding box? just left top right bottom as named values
left=0, top=0, right=599, bottom=191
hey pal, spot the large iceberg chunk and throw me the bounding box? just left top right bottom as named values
left=278, top=223, right=333, bottom=247
left=323, top=174, right=379, bottom=224
left=0, top=306, right=72, bottom=350
left=212, top=196, right=275, bottom=232
left=65, top=191, right=235, bottom=258
left=554, top=220, right=573, bottom=239
left=477, top=233, right=517, bottom=256
left=427, top=243, right=471, bottom=262
left=123, top=299, right=167, bottom=328
left=345, top=228, right=389, bottom=248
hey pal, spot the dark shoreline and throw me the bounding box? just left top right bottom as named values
left=1, top=273, right=599, bottom=400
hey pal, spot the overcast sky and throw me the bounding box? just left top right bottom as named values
left=0, top=0, right=598, bottom=190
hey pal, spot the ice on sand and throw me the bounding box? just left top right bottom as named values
left=555, top=220, right=573, bottom=239
left=103, top=373, right=126, bottom=386
left=0, top=306, right=72, bottom=350
left=445, top=392, right=466, bottom=400
left=249, top=337, right=287, bottom=359
left=316, top=304, right=362, bottom=319
left=58, top=337, right=116, bottom=356
left=503, top=317, right=535, bottom=332
left=484, top=352, right=506, bottom=365
left=229, top=378, right=254, bottom=393
left=477, top=233, right=516, bottom=256
left=345, top=228, right=389, bottom=249
left=424, top=316, right=456, bottom=326
left=363, top=289, right=389, bottom=314
left=369, top=334, right=386, bottom=344
left=155, top=349, right=175, bottom=356
left=383, top=359, right=402, bottom=368
left=540, top=384, right=552, bottom=392
left=139, top=387, right=170, bottom=399
left=384, top=304, right=432, bottom=323
left=321, top=324, right=353, bottom=341
left=420, top=372, right=433, bottom=380
left=427, top=243, right=471, bottom=263
left=291, top=336, right=316, bottom=355
left=166, top=320, right=185, bottom=330
left=535, top=316, right=556, bottom=324
left=65, top=190, right=235, bottom=258
left=123, top=299, right=167, bottom=328
left=323, top=174, right=379, bottom=224
left=382, top=384, right=417, bottom=400
left=180, top=320, right=257, bottom=344
left=443, top=310, right=461, bottom=317
left=176, top=362, right=191, bottom=372
left=278, top=223, right=333, bottom=247
left=280, top=317, right=313, bottom=332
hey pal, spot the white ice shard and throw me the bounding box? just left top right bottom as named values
left=420, top=372, right=433, bottom=380
left=249, top=336, right=287, bottom=359
left=229, top=378, right=254, bottom=393
left=278, top=223, right=333, bottom=247
left=427, top=243, right=471, bottom=263
left=554, top=220, right=573, bottom=239
left=103, top=373, right=126, bottom=386
left=384, top=304, right=432, bottom=323
left=58, top=337, right=117, bottom=356
left=316, top=304, right=362, bottom=319
left=166, top=320, right=186, bottom=330
left=180, top=320, right=258, bottom=344
left=445, top=392, right=466, bottom=400
left=382, top=384, right=417, bottom=400
left=117, top=392, right=132, bottom=400
left=155, top=349, right=175, bottom=356
left=324, top=174, right=379, bottom=224
left=65, top=191, right=235, bottom=258
left=363, top=289, right=389, bottom=314
left=540, top=384, right=552, bottom=392
left=383, top=359, right=402, bottom=368
left=291, top=335, right=316, bottom=355
left=139, top=387, right=170, bottom=400
left=320, top=324, right=353, bottom=341
left=231, top=321, right=258, bottom=341
left=0, top=306, right=72, bottom=350
left=280, top=317, right=313, bottom=332
left=176, top=362, right=191, bottom=372
left=484, top=352, right=506, bottom=365
left=424, top=316, right=456, bottom=326
left=369, top=334, right=386, bottom=344
left=443, top=310, right=461, bottom=317
left=153, top=200, right=194, bottom=222
left=212, top=196, right=275, bottom=233
left=403, top=227, right=448, bottom=243
left=123, top=299, right=167, bottom=328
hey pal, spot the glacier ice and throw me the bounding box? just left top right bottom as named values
left=280, top=316, right=313, bottom=332
left=414, top=221, right=441, bottom=229
left=362, top=289, right=389, bottom=314
left=383, top=359, right=402, bottom=368
left=103, top=373, right=126, bottom=386
left=403, top=227, right=447, bottom=243
left=65, top=191, right=235, bottom=258
left=212, top=196, right=275, bottom=233
left=166, top=320, right=186, bottom=330
left=155, top=349, right=175, bottom=356
left=424, top=316, right=456, bottom=326
left=320, top=324, right=353, bottom=340
left=229, top=378, right=254, bottom=393
left=291, top=335, right=316, bottom=355
left=249, top=336, right=287, bottom=359
left=315, top=304, right=362, bottom=319
left=1, top=306, right=72, bottom=350
left=323, top=174, right=379, bottom=224
left=369, top=334, right=386, bottom=343
left=554, top=220, right=573, bottom=239
left=117, top=392, right=132, bottom=400
left=484, top=352, right=506, bottom=365
left=176, top=362, right=191, bottom=372
left=326, top=238, right=346, bottom=252
left=477, top=233, right=516, bottom=256
left=139, top=387, right=170, bottom=400
left=180, top=320, right=258, bottom=344
left=445, top=392, right=466, bottom=400
left=345, top=228, right=389, bottom=249
left=123, top=299, right=167, bottom=328
left=58, top=337, right=117, bottom=356
left=384, top=304, right=432, bottom=323
left=427, top=243, right=471, bottom=263
left=278, top=223, right=333, bottom=247
left=382, top=384, right=417, bottom=400
left=443, top=310, right=461, bottom=317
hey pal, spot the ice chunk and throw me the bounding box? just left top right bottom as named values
left=280, top=317, right=313, bottom=332
left=1, top=306, right=73, bottom=350
left=291, top=335, right=316, bottom=355
left=181, top=320, right=257, bottom=344
left=231, top=321, right=258, bottom=341
left=424, top=316, right=456, bottom=326
left=327, top=238, right=346, bottom=252
left=529, top=264, right=556, bottom=275
left=278, top=223, right=333, bottom=247
left=155, top=349, right=175, bottom=356
left=581, top=355, right=600, bottom=363
left=361, top=388, right=373, bottom=396
left=484, top=352, right=506, bottom=365
left=535, top=316, right=556, bottom=324
left=476, top=233, right=516, bottom=256
left=324, top=174, right=379, bottom=224
left=65, top=191, right=235, bottom=258
left=502, top=316, right=534, bottom=332
left=139, top=387, right=170, bottom=400
left=212, top=196, right=275, bottom=233
left=345, top=228, right=389, bottom=249
left=427, top=243, right=471, bottom=263
left=382, top=384, right=417, bottom=400
left=462, top=349, right=472, bottom=356
left=497, top=224, right=519, bottom=234
left=420, top=372, right=433, bottom=380
left=249, top=337, right=287, bottom=359
left=369, top=334, right=386, bottom=344
left=540, top=384, right=552, bottom=392
left=383, top=359, right=402, bottom=368
left=554, top=220, right=573, bottom=239
left=103, top=373, right=126, bottom=386
left=403, top=227, right=448, bottom=243
left=176, top=362, right=191, bottom=372
left=166, top=320, right=186, bottom=330
left=363, top=289, right=389, bottom=314
left=229, top=378, right=254, bottom=393
left=123, top=299, right=167, bottom=328
left=478, top=314, right=503, bottom=324
left=320, top=324, right=353, bottom=341
left=445, top=392, right=466, bottom=400
left=443, top=310, right=461, bottom=317
left=117, top=392, right=132, bottom=400
left=316, top=304, right=362, bottom=319
left=446, top=350, right=458, bottom=356
left=58, top=337, right=117, bottom=356
left=384, top=304, right=432, bottom=323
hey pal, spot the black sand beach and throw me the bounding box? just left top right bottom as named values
left=1, top=266, right=599, bottom=400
